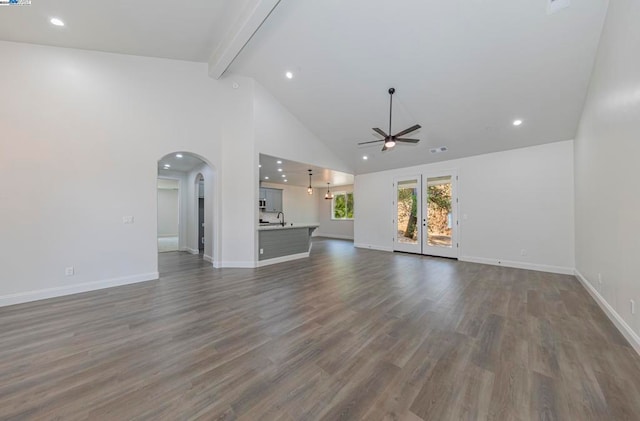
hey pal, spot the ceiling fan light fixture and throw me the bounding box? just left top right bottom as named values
left=307, top=170, right=313, bottom=195
left=357, top=88, right=421, bottom=153
left=324, top=183, right=334, bottom=200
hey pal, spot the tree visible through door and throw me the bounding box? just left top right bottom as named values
left=397, top=180, right=419, bottom=245
left=426, top=176, right=452, bottom=247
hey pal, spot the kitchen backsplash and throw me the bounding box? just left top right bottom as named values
left=259, top=211, right=281, bottom=223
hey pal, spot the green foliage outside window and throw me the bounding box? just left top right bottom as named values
left=332, top=192, right=354, bottom=219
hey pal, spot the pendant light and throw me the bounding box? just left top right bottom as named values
left=324, top=182, right=334, bottom=200
left=307, top=169, right=313, bottom=195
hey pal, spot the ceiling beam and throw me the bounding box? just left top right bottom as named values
left=208, top=0, right=281, bottom=79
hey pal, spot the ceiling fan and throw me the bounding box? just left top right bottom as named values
left=358, top=88, right=421, bottom=152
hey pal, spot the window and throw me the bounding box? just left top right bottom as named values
left=332, top=192, right=354, bottom=220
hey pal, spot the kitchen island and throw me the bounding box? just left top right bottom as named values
left=257, top=223, right=319, bottom=266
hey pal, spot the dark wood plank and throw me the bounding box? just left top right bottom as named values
left=0, top=238, right=639, bottom=420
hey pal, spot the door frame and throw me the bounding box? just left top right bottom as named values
left=422, top=170, right=458, bottom=259
left=393, top=175, right=423, bottom=254
left=392, top=170, right=459, bottom=259
left=194, top=173, right=205, bottom=254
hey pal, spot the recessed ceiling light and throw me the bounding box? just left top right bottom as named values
left=50, top=17, right=65, bottom=27
left=281, top=174, right=286, bottom=178
left=277, top=168, right=283, bottom=172
left=276, top=160, right=282, bottom=164
left=259, top=164, right=262, bottom=168
left=265, top=176, right=269, bottom=180
left=513, top=119, right=523, bottom=126
left=164, top=164, right=171, bottom=168
left=285, top=72, right=293, bottom=79
left=363, top=156, right=368, bottom=160
left=284, top=179, right=288, bottom=182
left=175, top=154, right=183, bottom=158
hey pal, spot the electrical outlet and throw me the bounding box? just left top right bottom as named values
left=65, top=267, right=74, bottom=276
left=260, top=248, right=264, bottom=255
left=122, top=216, right=134, bottom=224
left=631, top=299, right=636, bottom=315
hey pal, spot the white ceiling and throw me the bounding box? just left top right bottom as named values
left=230, top=0, right=610, bottom=173
left=158, top=153, right=207, bottom=173
left=0, top=0, right=610, bottom=173
left=0, top=0, right=246, bottom=61
left=260, top=154, right=354, bottom=188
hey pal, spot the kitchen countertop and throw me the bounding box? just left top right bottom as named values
left=258, top=223, right=320, bottom=231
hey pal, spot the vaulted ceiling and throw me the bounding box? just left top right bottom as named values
left=230, top=0, right=609, bottom=173
left=0, top=0, right=610, bottom=174
left=0, top=0, right=243, bottom=61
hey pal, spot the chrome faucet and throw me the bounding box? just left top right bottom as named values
left=276, top=212, right=285, bottom=227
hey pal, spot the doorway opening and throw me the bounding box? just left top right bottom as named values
left=197, top=174, right=205, bottom=253
left=157, top=178, right=180, bottom=252
left=157, top=152, right=216, bottom=264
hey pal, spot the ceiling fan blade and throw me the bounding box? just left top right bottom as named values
left=393, top=124, right=421, bottom=138
left=358, top=139, right=384, bottom=145
left=373, top=128, right=389, bottom=137
left=395, top=138, right=420, bottom=143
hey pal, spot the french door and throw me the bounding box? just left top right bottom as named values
left=393, top=172, right=458, bottom=258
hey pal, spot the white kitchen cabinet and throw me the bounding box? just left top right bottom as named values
left=260, top=187, right=283, bottom=213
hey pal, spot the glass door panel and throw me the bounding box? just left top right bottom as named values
left=423, top=174, right=458, bottom=258
left=394, top=176, right=422, bottom=254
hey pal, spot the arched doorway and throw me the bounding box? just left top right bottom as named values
left=157, top=152, right=217, bottom=265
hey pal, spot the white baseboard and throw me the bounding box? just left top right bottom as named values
left=354, top=243, right=393, bottom=252
left=0, top=272, right=159, bottom=308
left=574, top=270, right=640, bottom=356
left=459, top=256, right=574, bottom=275
left=257, top=252, right=310, bottom=267
left=314, top=233, right=354, bottom=241
left=203, top=254, right=213, bottom=263
left=186, top=248, right=200, bottom=255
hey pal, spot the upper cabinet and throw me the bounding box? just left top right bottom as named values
left=259, top=187, right=283, bottom=213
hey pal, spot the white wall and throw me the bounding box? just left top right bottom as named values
left=157, top=188, right=179, bottom=237
left=0, top=40, right=350, bottom=305
left=0, top=41, right=220, bottom=302
left=574, top=0, right=640, bottom=347
left=355, top=140, right=575, bottom=274
left=253, top=82, right=352, bottom=174
left=315, top=185, right=354, bottom=240
left=0, top=41, right=252, bottom=304
left=260, top=182, right=318, bottom=224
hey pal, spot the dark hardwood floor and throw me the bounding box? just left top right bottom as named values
left=1, top=238, right=640, bottom=420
